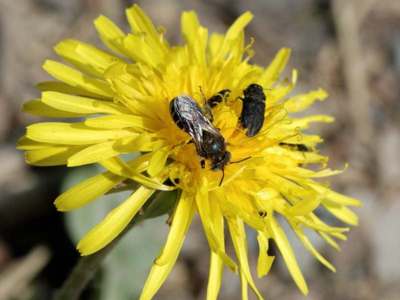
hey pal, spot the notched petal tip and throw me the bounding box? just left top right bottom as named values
left=76, top=187, right=155, bottom=255
left=54, top=199, right=70, bottom=212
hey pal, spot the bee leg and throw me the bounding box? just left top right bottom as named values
left=203, top=104, right=214, bottom=122
left=200, top=159, right=206, bottom=169
left=218, top=169, right=225, bottom=186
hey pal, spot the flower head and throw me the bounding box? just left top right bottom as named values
left=18, top=5, right=361, bottom=300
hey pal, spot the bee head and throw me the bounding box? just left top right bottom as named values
left=243, top=83, right=264, bottom=97
left=211, top=151, right=231, bottom=170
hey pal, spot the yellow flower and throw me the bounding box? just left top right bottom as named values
left=18, top=5, right=361, bottom=300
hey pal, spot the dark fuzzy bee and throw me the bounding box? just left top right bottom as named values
left=170, top=95, right=231, bottom=183
left=239, top=83, right=266, bottom=137
left=207, top=89, right=231, bottom=108
left=279, top=142, right=310, bottom=152
left=202, top=89, right=231, bottom=122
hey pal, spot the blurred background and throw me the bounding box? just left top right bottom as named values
left=0, top=0, right=399, bottom=299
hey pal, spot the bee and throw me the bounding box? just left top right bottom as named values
left=170, top=95, right=231, bottom=184
left=201, top=88, right=231, bottom=122
left=206, top=89, right=231, bottom=108
left=239, top=83, right=266, bottom=137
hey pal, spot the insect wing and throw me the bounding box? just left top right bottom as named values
left=170, top=95, right=221, bottom=155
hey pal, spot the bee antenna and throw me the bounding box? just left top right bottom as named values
left=230, top=156, right=251, bottom=164
left=219, top=168, right=225, bottom=186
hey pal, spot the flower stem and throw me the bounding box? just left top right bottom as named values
left=53, top=217, right=141, bottom=300
left=53, top=243, right=114, bottom=300
left=53, top=190, right=177, bottom=300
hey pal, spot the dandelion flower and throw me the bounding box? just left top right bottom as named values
left=18, top=5, right=361, bottom=300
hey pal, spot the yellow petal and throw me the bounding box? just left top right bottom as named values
left=290, top=223, right=336, bottom=272
left=240, top=271, right=249, bottom=300
left=37, top=81, right=107, bottom=98
left=100, top=157, right=175, bottom=191
left=26, top=122, right=134, bottom=145
left=67, top=141, right=121, bottom=167
left=227, top=217, right=264, bottom=300
left=139, top=192, right=195, bottom=300
left=323, top=204, right=359, bottom=226
left=123, top=154, right=151, bottom=173
left=78, top=186, right=154, bottom=255
left=213, top=12, right=253, bottom=63
left=256, top=231, right=275, bottom=278
left=41, top=91, right=127, bottom=115
left=196, top=179, right=237, bottom=271
left=99, top=153, right=150, bottom=176
left=268, top=215, right=308, bottom=295
left=330, top=231, right=347, bottom=240
left=55, top=171, right=123, bottom=211
left=206, top=198, right=225, bottom=300
left=284, top=115, right=334, bottom=129
left=94, top=15, right=128, bottom=57
left=23, top=99, right=85, bottom=118
left=100, top=156, right=134, bottom=175
left=126, top=4, right=160, bottom=40
left=283, top=134, right=323, bottom=148
left=43, top=60, right=113, bottom=98
left=319, top=232, right=341, bottom=251
left=123, top=34, right=163, bottom=67
left=259, top=48, right=291, bottom=87
left=17, top=137, right=48, bottom=150
left=267, top=68, right=297, bottom=105
left=224, top=12, right=253, bottom=45
left=307, top=167, right=345, bottom=178
left=209, top=33, right=224, bottom=58
left=288, top=196, right=321, bottom=216
left=147, top=147, right=170, bottom=177
left=299, top=215, right=349, bottom=234
left=126, top=4, right=168, bottom=52
left=54, top=39, right=121, bottom=76
left=84, top=114, right=149, bottom=130
left=284, top=89, right=328, bottom=113
left=114, top=135, right=163, bottom=152
left=25, top=145, right=82, bottom=166
left=221, top=190, right=265, bottom=231
left=130, top=172, right=175, bottom=192
left=309, top=182, right=362, bottom=207
left=68, top=136, right=159, bottom=167
left=181, top=11, right=207, bottom=66
left=207, top=252, right=224, bottom=300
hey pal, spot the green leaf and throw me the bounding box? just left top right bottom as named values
left=142, top=190, right=179, bottom=219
